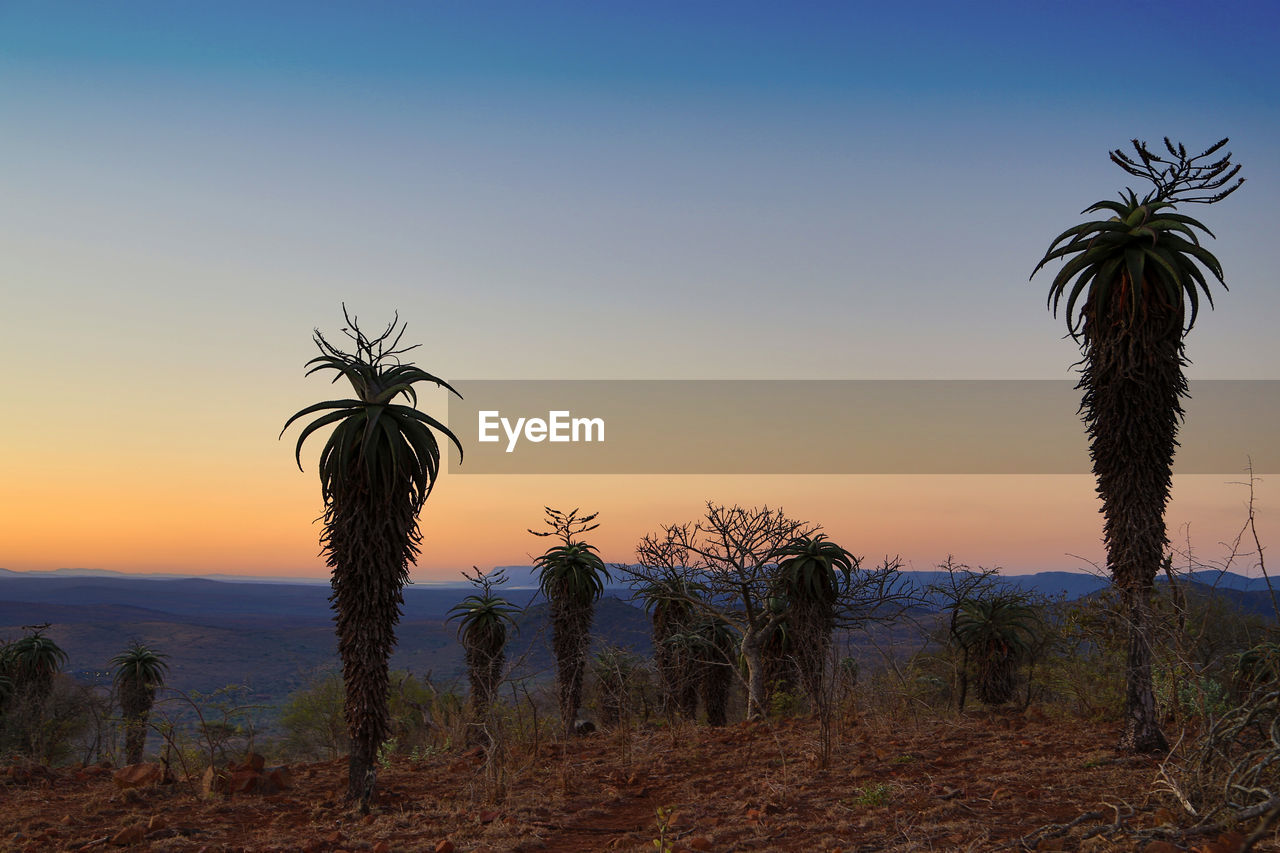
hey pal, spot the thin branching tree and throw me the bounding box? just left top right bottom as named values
left=629, top=503, right=908, bottom=720
left=924, top=557, right=1002, bottom=710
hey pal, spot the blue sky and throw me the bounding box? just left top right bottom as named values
left=3, top=3, right=1274, bottom=103
left=1, top=1, right=1277, bottom=576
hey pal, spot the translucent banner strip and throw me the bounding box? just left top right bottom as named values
left=443, top=380, right=1278, bottom=475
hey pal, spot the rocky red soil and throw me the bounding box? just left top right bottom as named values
left=1, top=709, right=1271, bottom=852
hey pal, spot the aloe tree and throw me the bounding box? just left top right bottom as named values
left=1234, top=641, right=1280, bottom=696
left=758, top=604, right=796, bottom=708
left=772, top=534, right=857, bottom=705
left=953, top=594, right=1039, bottom=706
left=637, top=575, right=701, bottom=720
left=694, top=615, right=737, bottom=727
left=1032, top=138, right=1244, bottom=751
left=111, top=642, right=168, bottom=764
left=282, top=308, right=462, bottom=809
left=630, top=504, right=909, bottom=721
left=531, top=507, right=610, bottom=734
left=448, top=567, right=518, bottom=743
left=4, top=627, right=68, bottom=703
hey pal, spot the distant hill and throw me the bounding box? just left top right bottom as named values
left=0, top=572, right=523, bottom=622
left=2, top=566, right=1273, bottom=723
left=896, top=570, right=1111, bottom=603
left=1164, top=580, right=1280, bottom=621
left=487, top=564, right=635, bottom=591
left=895, top=568, right=1278, bottom=609
left=0, top=567, right=333, bottom=584
left=1179, top=569, right=1280, bottom=594
left=0, top=571, right=647, bottom=719
left=495, top=564, right=1124, bottom=600
left=1065, top=575, right=1279, bottom=622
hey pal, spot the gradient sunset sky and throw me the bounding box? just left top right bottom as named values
left=2, top=1, right=1277, bottom=580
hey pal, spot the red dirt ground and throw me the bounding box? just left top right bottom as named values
left=1, top=710, right=1272, bottom=852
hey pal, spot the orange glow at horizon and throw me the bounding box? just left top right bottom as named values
left=3, top=444, right=1269, bottom=581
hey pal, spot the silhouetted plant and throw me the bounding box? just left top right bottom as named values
left=629, top=503, right=908, bottom=720
left=694, top=615, right=737, bottom=727
left=449, top=567, right=519, bottom=742
left=1234, top=641, right=1280, bottom=697
left=637, top=574, right=701, bottom=720
left=0, top=643, right=14, bottom=711
left=953, top=593, right=1040, bottom=706
left=111, top=642, right=169, bottom=764
left=282, top=307, right=462, bottom=809
left=1032, top=137, right=1244, bottom=751
left=923, top=557, right=1002, bottom=709
left=759, top=602, right=798, bottom=710
left=0, top=628, right=105, bottom=764
left=772, top=534, right=857, bottom=706
left=531, top=507, right=610, bottom=735
left=5, top=627, right=68, bottom=702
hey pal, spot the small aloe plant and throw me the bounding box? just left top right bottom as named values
left=448, top=567, right=519, bottom=741
left=651, top=805, right=676, bottom=853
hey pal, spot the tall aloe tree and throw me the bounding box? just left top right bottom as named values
left=111, top=642, right=168, bottom=764
left=1032, top=138, right=1244, bottom=752
left=772, top=534, right=857, bottom=705
left=282, top=308, right=462, bottom=809
left=637, top=574, right=701, bottom=720
left=448, top=567, right=519, bottom=743
left=531, top=507, right=610, bottom=735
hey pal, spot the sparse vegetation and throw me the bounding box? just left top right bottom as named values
left=0, top=628, right=102, bottom=765
left=277, top=670, right=462, bottom=763
left=591, top=644, right=647, bottom=728
left=627, top=503, right=907, bottom=723
left=849, top=781, right=892, bottom=808
left=2, top=517, right=1279, bottom=848
left=277, top=672, right=349, bottom=761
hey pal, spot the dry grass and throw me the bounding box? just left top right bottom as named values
left=8, top=704, right=1271, bottom=852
